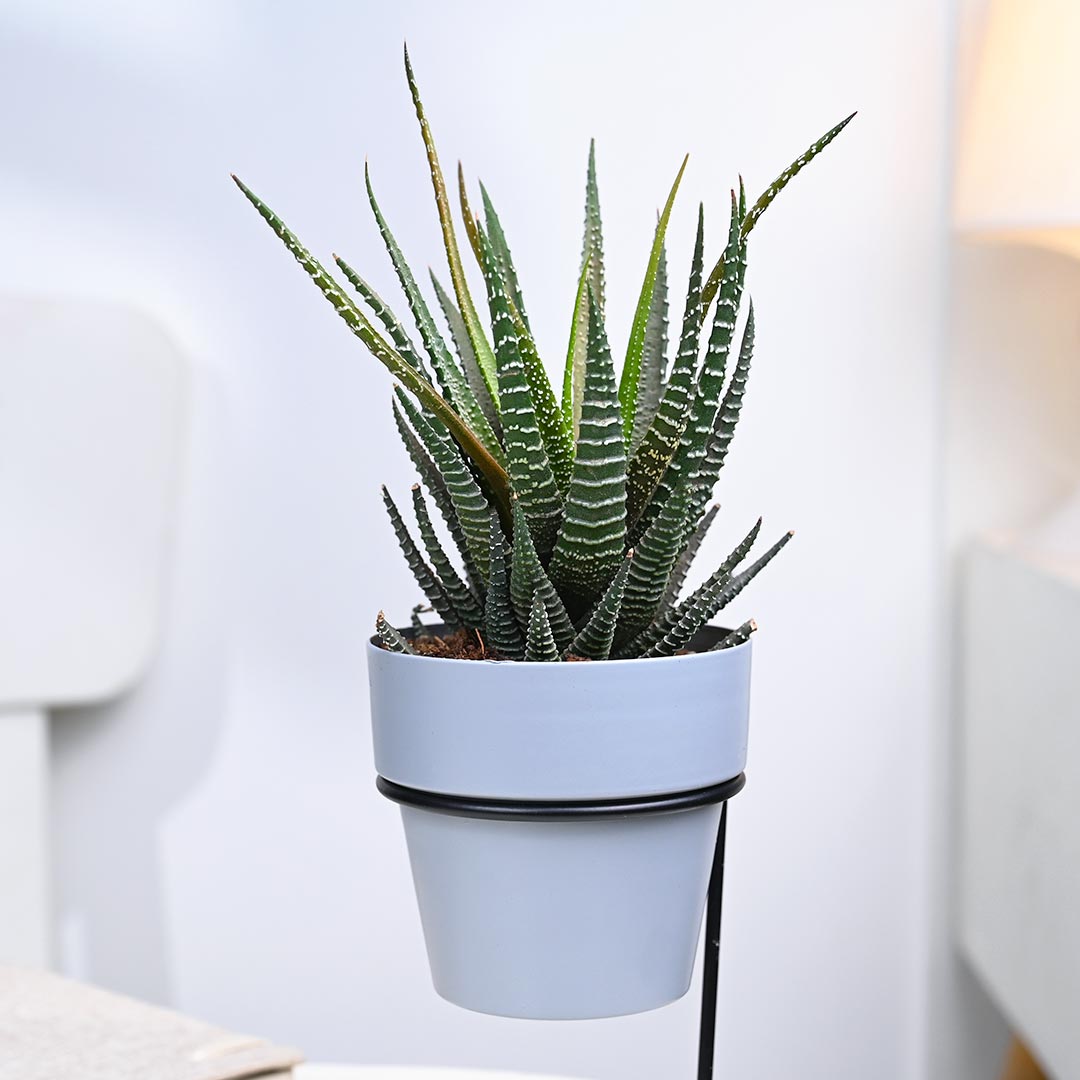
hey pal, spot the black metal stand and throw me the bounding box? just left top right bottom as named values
left=377, top=772, right=745, bottom=1079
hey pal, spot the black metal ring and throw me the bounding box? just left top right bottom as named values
left=375, top=772, right=746, bottom=822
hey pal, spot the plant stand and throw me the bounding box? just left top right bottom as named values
left=377, top=771, right=746, bottom=1080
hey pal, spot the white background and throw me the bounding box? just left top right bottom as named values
left=0, top=1, right=1011, bottom=1076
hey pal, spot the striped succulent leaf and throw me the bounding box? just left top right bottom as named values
left=566, top=554, right=632, bottom=661
left=625, top=203, right=706, bottom=525
left=742, top=113, right=856, bottom=239
left=710, top=619, right=757, bottom=651
left=230, top=176, right=511, bottom=510
left=561, top=252, right=592, bottom=440
left=515, top=321, right=574, bottom=492
left=548, top=288, right=627, bottom=607
left=618, top=155, right=689, bottom=442
left=525, top=593, right=560, bottom=662
left=411, top=485, right=485, bottom=628
left=391, top=399, right=483, bottom=593
left=582, top=139, right=606, bottom=312
left=471, top=223, right=573, bottom=490
left=480, top=182, right=531, bottom=333
left=562, top=143, right=605, bottom=438
left=616, top=481, right=691, bottom=642
left=629, top=192, right=743, bottom=545
left=659, top=501, right=719, bottom=612
left=484, top=511, right=525, bottom=660
left=642, top=530, right=792, bottom=658
left=702, top=181, right=745, bottom=313
left=701, top=250, right=727, bottom=315
left=395, top=388, right=497, bottom=576
left=334, top=256, right=428, bottom=379
left=617, top=515, right=762, bottom=658
left=410, top=605, right=434, bottom=640
left=381, top=486, right=461, bottom=628
left=404, top=44, right=500, bottom=403
left=630, top=237, right=670, bottom=454
left=509, top=500, right=575, bottom=651
left=429, top=271, right=501, bottom=438
left=692, top=301, right=755, bottom=512
left=376, top=611, right=416, bottom=654
left=478, top=228, right=564, bottom=558
left=457, top=161, right=484, bottom=266
left=360, top=167, right=503, bottom=462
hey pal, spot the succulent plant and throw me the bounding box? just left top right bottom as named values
left=234, top=46, right=852, bottom=662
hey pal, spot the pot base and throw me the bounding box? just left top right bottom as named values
left=400, top=805, right=722, bottom=1020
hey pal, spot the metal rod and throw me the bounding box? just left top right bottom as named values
left=697, top=801, right=729, bottom=1080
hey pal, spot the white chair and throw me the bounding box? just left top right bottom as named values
left=0, top=295, right=186, bottom=965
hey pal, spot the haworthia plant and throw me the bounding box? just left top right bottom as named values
left=232, top=47, right=852, bottom=660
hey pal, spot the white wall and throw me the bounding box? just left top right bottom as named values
left=1, top=2, right=956, bottom=1076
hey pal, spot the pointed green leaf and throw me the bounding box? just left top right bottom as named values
left=381, top=486, right=461, bottom=628
left=404, top=45, right=500, bottom=402
left=359, top=167, right=503, bottom=461
left=484, top=511, right=525, bottom=659
left=480, top=181, right=531, bottom=333
left=231, top=175, right=511, bottom=514
left=472, top=225, right=572, bottom=491
left=699, top=115, right=853, bottom=314
left=615, top=482, right=691, bottom=642
left=411, top=484, right=485, bottom=628
left=524, top=592, right=560, bottom=662
left=410, top=605, right=434, bottom=640
left=509, top=500, right=575, bottom=651
left=659, top=501, right=719, bottom=612
left=395, top=388, right=497, bottom=577
left=561, top=251, right=592, bottom=440
left=710, top=619, right=756, bottom=651
left=478, top=229, right=565, bottom=558
left=630, top=237, right=670, bottom=453
left=566, top=554, right=632, bottom=661
left=334, top=256, right=429, bottom=379
left=429, top=271, right=501, bottom=439
left=376, top=611, right=416, bottom=654
left=643, top=530, right=792, bottom=658
left=617, top=515, right=762, bottom=658
left=392, top=398, right=484, bottom=594
left=457, top=161, right=484, bottom=266
left=630, top=192, right=743, bottom=545
left=548, top=288, right=627, bottom=607
left=618, top=154, right=689, bottom=441
left=582, top=140, right=606, bottom=312
left=742, top=112, right=856, bottom=239
left=460, top=176, right=559, bottom=479
left=515, top=318, right=574, bottom=492
left=625, top=204, right=706, bottom=526
left=693, top=301, right=755, bottom=512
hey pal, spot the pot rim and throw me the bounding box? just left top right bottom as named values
left=366, top=623, right=751, bottom=669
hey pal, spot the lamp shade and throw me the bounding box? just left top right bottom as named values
left=954, top=0, right=1080, bottom=258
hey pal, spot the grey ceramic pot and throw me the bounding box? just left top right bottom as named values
left=367, top=625, right=752, bottom=1020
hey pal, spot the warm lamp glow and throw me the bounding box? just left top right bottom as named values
left=954, top=0, right=1080, bottom=258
